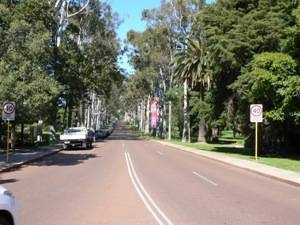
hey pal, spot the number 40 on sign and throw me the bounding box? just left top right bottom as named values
left=2, top=101, right=15, bottom=121
left=250, top=104, right=263, bottom=123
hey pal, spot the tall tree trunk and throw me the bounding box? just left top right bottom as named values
left=163, top=100, right=167, bottom=138
left=162, top=79, right=167, bottom=139
left=67, top=105, right=72, bottom=128
left=139, top=102, right=144, bottom=131
left=95, top=97, right=101, bottom=130
left=182, top=79, right=189, bottom=142
left=62, top=102, right=68, bottom=129
left=198, top=86, right=206, bottom=142
left=198, top=118, right=206, bottom=142
left=56, top=1, right=66, bottom=47
left=90, top=93, right=95, bottom=129
left=145, top=95, right=150, bottom=134
left=21, top=122, right=24, bottom=145
left=168, top=101, right=172, bottom=140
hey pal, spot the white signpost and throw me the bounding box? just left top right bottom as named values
left=250, top=104, right=263, bottom=123
left=250, top=104, right=263, bottom=161
left=2, top=101, right=15, bottom=162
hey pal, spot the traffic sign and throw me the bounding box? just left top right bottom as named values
left=250, top=104, right=263, bottom=123
left=2, top=101, right=15, bottom=121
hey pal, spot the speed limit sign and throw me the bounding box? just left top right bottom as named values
left=2, top=101, right=15, bottom=121
left=250, top=104, right=263, bottom=123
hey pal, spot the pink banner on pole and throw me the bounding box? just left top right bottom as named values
left=150, top=99, right=158, bottom=128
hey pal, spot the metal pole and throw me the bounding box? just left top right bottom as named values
left=6, top=120, right=10, bottom=162
left=255, top=122, right=258, bottom=161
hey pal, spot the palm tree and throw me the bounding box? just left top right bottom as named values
left=172, top=37, right=211, bottom=142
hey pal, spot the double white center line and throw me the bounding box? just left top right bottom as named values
left=125, top=152, right=174, bottom=225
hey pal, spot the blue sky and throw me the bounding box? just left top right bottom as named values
left=110, top=0, right=162, bottom=43
left=109, top=0, right=214, bottom=73
left=109, top=0, right=162, bottom=73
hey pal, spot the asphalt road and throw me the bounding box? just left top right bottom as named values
left=1, top=126, right=300, bottom=225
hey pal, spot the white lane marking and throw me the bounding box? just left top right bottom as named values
left=157, top=151, right=164, bottom=155
left=193, top=171, right=218, bottom=186
left=125, top=152, right=164, bottom=225
left=125, top=152, right=174, bottom=225
left=127, top=153, right=174, bottom=225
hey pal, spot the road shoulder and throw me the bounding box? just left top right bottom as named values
left=155, top=140, right=300, bottom=187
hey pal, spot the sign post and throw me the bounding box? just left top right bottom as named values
left=250, top=104, right=263, bottom=161
left=6, top=121, right=10, bottom=162
left=2, top=101, right=16, bottom=162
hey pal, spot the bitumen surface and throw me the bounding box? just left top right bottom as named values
left=1, top=140, right=300, bottom=187
left=157, top=141, right=300, bottom=187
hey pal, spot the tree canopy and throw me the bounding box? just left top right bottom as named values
left=124, top=0, right=300, bottom=153
left=0, top=0, right=124, bottom=135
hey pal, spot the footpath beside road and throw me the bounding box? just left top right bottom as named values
left=0, top=144, right=62, bottom=173
left=156, top=140, right=300, bottom=187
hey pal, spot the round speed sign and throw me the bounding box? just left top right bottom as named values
left=2, top=101, right=15, bottom=121
left=3, top=102, right=15, bottom=114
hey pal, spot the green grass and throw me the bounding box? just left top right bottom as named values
left=129, top=126, right=300, bottom=172
left=256, top=156, right=300, bottom=171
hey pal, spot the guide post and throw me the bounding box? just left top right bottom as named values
left=2, top=101, right=16, bottom=162
left=250, top=104, right=263, bottom=161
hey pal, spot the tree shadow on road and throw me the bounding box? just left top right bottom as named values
left=27, top=151, right=99, bottom=167
left=0, top=178, right=18, bottom=185
left=105, top=133, right=144, bottom=141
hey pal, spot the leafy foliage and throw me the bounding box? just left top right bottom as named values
left=0, top=0, right=123, bottom=133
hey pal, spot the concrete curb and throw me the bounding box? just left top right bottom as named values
left=155, top=140, right=300, bottom=187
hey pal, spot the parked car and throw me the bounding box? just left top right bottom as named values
left=94, top=130, right=107, bottom=140
left=0, top=186, right=17, bottom=225
left=94, top=129, right=112, bottom=140
left=60, top=127, right=94, bottom=149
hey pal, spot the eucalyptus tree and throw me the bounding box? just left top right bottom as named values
left=83, top=1, right=122, bottom=129
left=126, top=27, right=171, bottom=135
left=52, top=0, right=90, bottom=47
left=52, top=0, right=122, bottom=129
left=135, top=0, right=205, bottom=141
left=123, top=70, right=152, bottom=129
left=0, top=0, right=61, bottom=142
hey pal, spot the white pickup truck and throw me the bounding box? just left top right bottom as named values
left=60, top=127, right=94, bottom=149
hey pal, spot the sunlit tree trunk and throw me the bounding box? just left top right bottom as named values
left=198, top=87, right=206, bottom=143
left=161, top=78, right=167, bottom=138
left=139, top=101, right=144, bottom=131
left=198, top=118, right=206, bottom=142
left=168, top=101, right=172, bottom=140
left=54, top=0, right=90, bottom=47
left=145, top=95, right=150, bottom=134
left=182, top=79, right=189, bottom=142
